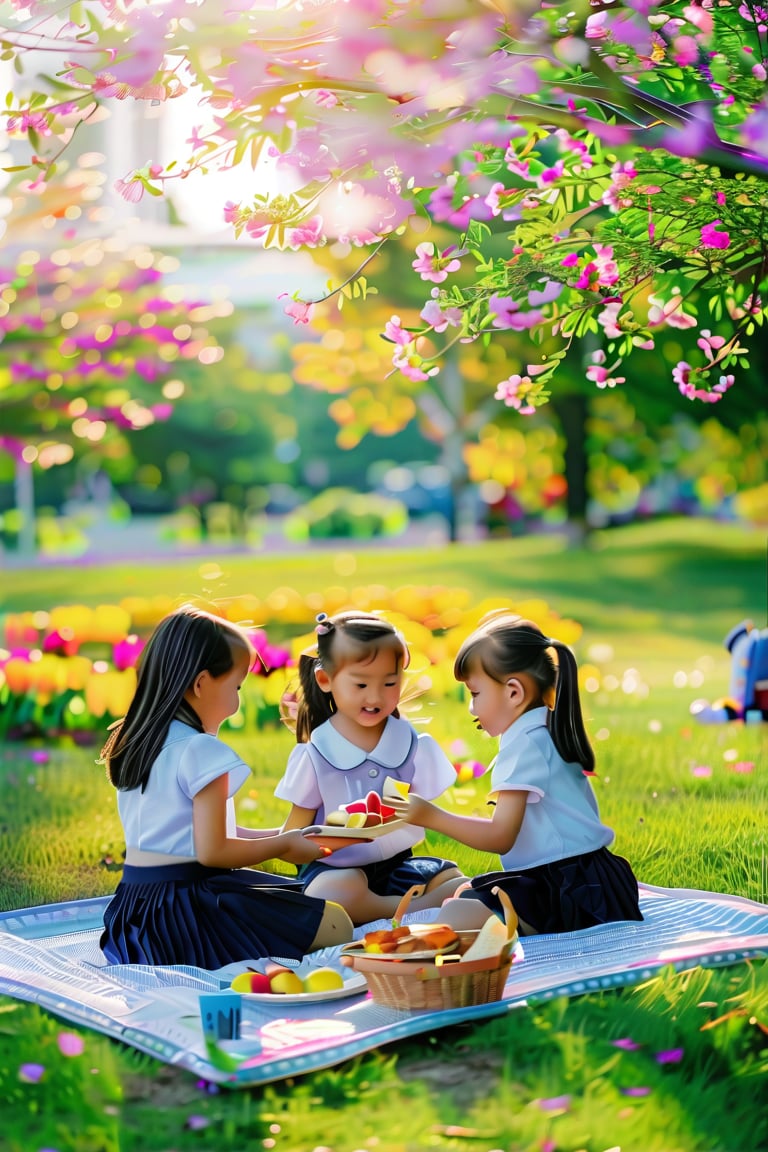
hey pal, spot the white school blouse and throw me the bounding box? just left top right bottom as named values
left=490, top=707, right=614, bottom=871
left=117, top=720, right=250, bottom=859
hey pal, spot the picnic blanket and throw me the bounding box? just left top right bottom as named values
left=1, top=883, right=767, bottom=1087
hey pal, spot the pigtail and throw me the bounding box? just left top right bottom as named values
left=294, top=651, right=334, bottom=743
left=548, top=640, right=596, bottom=775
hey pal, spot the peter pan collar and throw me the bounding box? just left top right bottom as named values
left=311, top=715, right=412, bottom=771
left=499, top=705, right=549, bottom=750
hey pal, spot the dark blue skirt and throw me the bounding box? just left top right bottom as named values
left=461, top=847, right=643, bottom=934
left=299, top=849, right=458, bottom=899
left=100, top=862, right=326, bottom=967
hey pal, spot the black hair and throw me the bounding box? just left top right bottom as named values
left=453, top=612, right=595, bottom=774
left=294, top=610, right=409, bottom=743
left=101, top=604, right=255, bottom=792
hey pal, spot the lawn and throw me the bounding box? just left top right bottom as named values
left=1, top=518, right=766, bottom=1152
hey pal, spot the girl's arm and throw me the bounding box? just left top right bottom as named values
left=280, top=803, right=319, bottom=832
left=389, top=789, right=527, bottom=855
left=193, top=775, right=324, bottom=868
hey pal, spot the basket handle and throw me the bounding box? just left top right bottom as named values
left=392, top=884, right=425, bottom=927
left=491, top=886, right=519, bottom=942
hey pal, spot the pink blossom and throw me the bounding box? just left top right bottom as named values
left=700, top=220, right=730, bottom=249
left=383, top=315, right=411, bottom=346
left=672, top=361, right=692, bottom=388
left=538, top=159, right=565, bottom=185
left=697, top=329, right=726, bottom=361
left=494, top=374, right=538, bottom=414
left=223, top=201, right=240, bottom=224
left=392, top=346, right=440, bottom=382
left=278, top=293, right=314, bottom=324
left=114, top=177, right=144, bottom=203
left=57, top=1032, right=85, bottom=1057
left=420, top=291, right=463, bottom=332
left=684, top=5, right=713, bottom=32
left=484, top=182, right=520, bottom=220
left=314, top=89, right=339, bottom=107
left=488, top=293, right=544, bottom=331
left=597, top=300, right=623, bottom=338
left=673, top=35, right=700, bottom=65
left=586, top=363, right=625, bottom=389
left=286, top=215, right=324, bottom=249
left=411, top=242, right=463, bottom=283
left=648, top=295, right=697, bottom=329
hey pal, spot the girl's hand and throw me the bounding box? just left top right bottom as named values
left=387, top=792, right=435, bottom=828
left=279, top=828, right=329, bottom=865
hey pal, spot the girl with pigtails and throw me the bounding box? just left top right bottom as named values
left=388, top=613, right=643, bottom=936
left=275, top=610, right=466, bottom=925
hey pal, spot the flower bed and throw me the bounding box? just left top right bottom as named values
left=0, top=589, right=582, bottom=743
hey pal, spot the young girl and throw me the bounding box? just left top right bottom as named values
left=388, top=612, right=643, bottom=935
left=275, top=610, right=465, bottom=924
left=99, top=605, right=353, bottom=968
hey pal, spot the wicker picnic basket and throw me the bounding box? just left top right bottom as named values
left=340, top=886, right=519, bottom=1012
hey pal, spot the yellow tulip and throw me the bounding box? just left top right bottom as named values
left=92, top=604, right=132, bottom=644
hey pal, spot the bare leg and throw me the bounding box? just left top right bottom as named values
left=305, top=868, right=411, bottom=926
left=307, top=869, right=471, bottom=927
left=438, top=895, right=536, bottom=936
left=411, top=874, right=467, bottom=908
left=422, top=866, right=464, bottom=894
left=308, top=900, right=354, bottom=949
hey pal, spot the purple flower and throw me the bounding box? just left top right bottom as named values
left=19, top=1063, right=45, bottom=1082
left=656, top=1047, right=684, bottom=1064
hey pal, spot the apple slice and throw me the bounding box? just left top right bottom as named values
left=365, top=790, right=382, bottom=815
left=383, top=778, right=410, bottom=799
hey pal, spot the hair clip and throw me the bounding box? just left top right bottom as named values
left=315, top=612, right=334, bottom=636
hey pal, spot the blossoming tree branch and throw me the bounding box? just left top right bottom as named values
left=2, top=0, right=767, bottom=411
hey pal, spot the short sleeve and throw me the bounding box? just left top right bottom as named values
left=490, top=735, right=548, bottom=804
left=274, top=744, right=324, bottom=810
left=412, top=733, right=459, bottom=799
left=177, top=733, right=250, bottom=799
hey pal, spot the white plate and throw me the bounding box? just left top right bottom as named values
left=238, top=971, right=368, bottom=1004
left=305, top=818, right=407, bottom=840
left=340, top=939, right=460, bottom=963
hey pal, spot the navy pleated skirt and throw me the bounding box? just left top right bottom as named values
left=100, top=862, right=326, bottom=967
left=461, top=847, right=643, bottom=935
left=299, top=849, right=458, bottom=898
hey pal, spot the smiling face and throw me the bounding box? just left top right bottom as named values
left=317, top=646, right=403, bottom=746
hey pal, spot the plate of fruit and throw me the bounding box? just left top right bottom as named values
left=229, top=961, right=368, bottom=1003
left=305, top=789, right=408, bottom=849
left=341, top=922, right=461, bottom=962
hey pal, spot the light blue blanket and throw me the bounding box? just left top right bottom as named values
left=1, top=884, right=767, bottom=1087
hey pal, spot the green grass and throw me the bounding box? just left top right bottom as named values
left=1, top=518, right=767, bottom=1152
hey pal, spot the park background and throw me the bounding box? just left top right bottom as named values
left=1, top=3, right=768, bottom=1151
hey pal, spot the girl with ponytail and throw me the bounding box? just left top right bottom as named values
left=388, top=612, right=642, bottom=935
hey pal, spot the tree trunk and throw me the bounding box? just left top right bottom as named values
left=552, top=392, right=590, bottom=544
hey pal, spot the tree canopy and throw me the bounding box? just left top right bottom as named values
left=2, top=0, right=767, bottom=411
